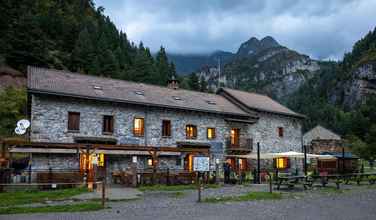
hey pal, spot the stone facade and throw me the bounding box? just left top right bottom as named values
left=309, top=139, right=346, bottom=154
left=29, top=93, right=303, bottom=175
left=30, top=94, right=247, bottom=148
left=249, top=112, right=302, bottom=153
left=303, top=125, right=341, bottom=146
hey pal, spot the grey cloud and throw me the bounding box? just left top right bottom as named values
left=95, top=0, right=376, bottom=60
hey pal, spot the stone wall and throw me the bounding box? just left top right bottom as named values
left=309, top=139, right=346, bottom=154
left=30, top=153, right=79, bottom=170
left=29, top=94, right=303, bottom=175
left=248, top=112, right=302, bottom=153
left=30, top=94, right=255, bottom=168
left=30, top=94, right=238, bottom=148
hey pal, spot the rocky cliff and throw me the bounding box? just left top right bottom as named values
left=197, top=36, right=321, bottom=102
left=329, top=62, right=376, bottom=109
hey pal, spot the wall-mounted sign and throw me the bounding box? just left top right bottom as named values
left=132, top=156, right=138, bottom=163
left=193, top=156, right=210, bottom=172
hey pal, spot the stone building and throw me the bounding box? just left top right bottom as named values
left=11, top=66, right=305, bottom=182
left=303, top=125, right=341, bottom=147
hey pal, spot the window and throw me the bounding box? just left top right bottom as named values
left=230, top=128, right=240, bottom=146
left=275, top=157, right=290, bottom=169
left=207, top=128, right=216, bottom=139
left=133, top=117, right=144, bottom=136
left=278, top=127, right=284, bottom=137
left=102, top=115, right=114, bottom=134
left=176, top=158, right=181, bottom=166
left=186, top=125, right=197, bottom=139
left=147, top=158, right=153, bottom=166
left=162, top=120, right=171, bottom=137
left=68, top=112, right=80, bottom=131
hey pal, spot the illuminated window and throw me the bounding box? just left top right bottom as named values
left=207, top=128, right=216, bottom=139
left=275, top=157, right=289, bottom=169
left=147, top=158, right=153, bottom=166
left=162, top=120, right=171, bottom=137
left=186, top=125, right=197, bottom=139
left=278, top=127, right=284, bottom=137
left=230, top=128, right=240, bottom=146
left=133, top=117, right=144, bottom=136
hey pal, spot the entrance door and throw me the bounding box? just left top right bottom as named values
left=184, top=154, right=195, bottom=172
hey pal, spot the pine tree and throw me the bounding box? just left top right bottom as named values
left=199, top=75, right=208, bottom=92
left=188, top=73, right=200, bottom=91
left=155, top=46, right=171, bottom=85
left=71, top=28, right=95, bottom=73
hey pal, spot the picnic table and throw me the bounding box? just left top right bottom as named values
left=311, top=172, right=376, bottom=189
left=275, top=175, right=306, bottom=190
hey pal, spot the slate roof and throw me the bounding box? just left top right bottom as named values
left=27, top=66, right=249, bottom=117
left=303, top=125, right=341, bottom=145
left=218, top=88, right=304, bottom=118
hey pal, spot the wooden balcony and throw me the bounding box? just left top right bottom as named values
left=226, top=138, right=253, bottom=152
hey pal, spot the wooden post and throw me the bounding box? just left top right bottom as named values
left=85, top=145, right=90, bottom=184
left=197, top=172, right=201, bottom=202
left=151, top=149, right=158, bottom=185
left=304, top=145, right=307, bottom=176
left=101, top=179, right=106, bottom=208
left=166, top=168, right=170, bottom=185
left=268, top=172, right=273, bottom=193
left=342, top=147, right=345, bottom=174
left=28, top=153, right=32, bottom=184
left=257, top=142, right=260, bottom=184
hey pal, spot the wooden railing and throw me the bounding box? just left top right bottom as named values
left=226, top=138, right=253, bottom=152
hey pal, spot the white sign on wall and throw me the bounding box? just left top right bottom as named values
left=193, top=156, right=210, bottom=172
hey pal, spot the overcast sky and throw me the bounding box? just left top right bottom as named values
left=94, top=0, right=376, bottom=60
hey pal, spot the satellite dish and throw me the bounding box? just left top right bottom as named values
left=17, top=119, right=30, bottom=130
left=15, top=126, right=26, bottom=135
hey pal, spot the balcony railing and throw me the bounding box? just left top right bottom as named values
left=226, top=138, right=253, bottom=152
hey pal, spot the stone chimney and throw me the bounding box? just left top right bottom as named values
left=167, top=75, right=179, bottom=90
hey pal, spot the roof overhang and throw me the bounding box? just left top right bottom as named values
left=217, top=88, right=306, bottom=119
left=225, top=118, right=257, bottom=124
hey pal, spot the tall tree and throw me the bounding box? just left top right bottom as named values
left=188, top=73, right=200, bottom=91
left=155, top=46, right=171, bottom=85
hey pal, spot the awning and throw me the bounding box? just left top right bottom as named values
left=74, top=136, right=117, bottom=144
left=9, top=147, right=180, bottom=156
left=226, top=151, right=336, bottom=160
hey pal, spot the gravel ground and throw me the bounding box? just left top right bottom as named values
left=2, top=184, right=376, bottom=220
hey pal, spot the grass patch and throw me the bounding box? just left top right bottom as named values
left=203, top=192, right=282, bottom=203
left=138, top=184, right=220, bottom=192
left=317, top=187, right=348, bottom=194
left=0, top=201, right=103, bottom=215
left=169, top=191, right=185, bottom=198
left=0, top=187, right=88, bottom=207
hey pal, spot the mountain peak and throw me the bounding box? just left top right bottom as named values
left=236, top=36, right=281, bottom=57
left=260, top=36, right=280, bottom=48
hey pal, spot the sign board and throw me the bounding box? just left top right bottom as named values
left=132, top=156, right=137, bottom=163
left=193, top=156, right=210, bottom=172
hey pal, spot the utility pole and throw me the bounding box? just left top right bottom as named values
left=217, top=57, right=221, bottom=88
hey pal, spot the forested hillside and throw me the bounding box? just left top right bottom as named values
left=0, top=0, right=175, bottom=86
left=287, top=28, right=376, bottom=159
left=0, top=0, right=186, bottom=137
